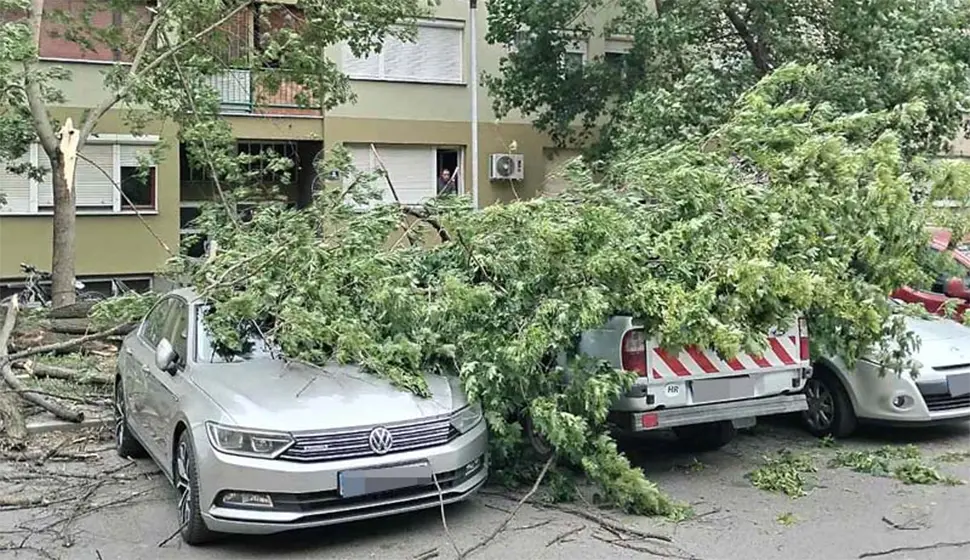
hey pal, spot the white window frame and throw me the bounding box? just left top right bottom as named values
left=342, top=19, right=465, bottom=85
left=433, top=146, right=465, bottom=196
left=0, top=134, right=160, bottom=216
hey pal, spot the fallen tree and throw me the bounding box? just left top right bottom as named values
left=180, top=65, right=970, bottom=515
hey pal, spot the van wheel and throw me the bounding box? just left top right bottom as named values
left=673, top=421, right=737, bottom=452
left=802, top=368, right=857, bottom=438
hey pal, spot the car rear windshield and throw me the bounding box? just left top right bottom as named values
left=194, top=306, right=274, bottom=363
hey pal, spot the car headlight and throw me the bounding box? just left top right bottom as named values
left=205, top=422, right=294, bottom=458
left=450, top=402, right=483, bottom=434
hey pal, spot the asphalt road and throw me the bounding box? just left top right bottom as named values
left=1, top=418, right=969, bottom=560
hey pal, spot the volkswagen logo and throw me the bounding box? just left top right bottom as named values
left=368, top=426, right=394, bottom=455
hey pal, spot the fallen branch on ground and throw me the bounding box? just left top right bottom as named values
left=157, top=521, right=188, bottom=547
left=457, top=454, right=556, bottom=559
left=59, top=480, right=106, bottom=548
left=592, top=531, right=697, bottom=559
left=14, top=361, right=112, bottom=385
left=4, top=321, right=132, bottom=364
left=0, top=298, right=27, bottom=443
left=546, top=526, right=584, bottom=547
left=858, top=540, right=970, bottom=558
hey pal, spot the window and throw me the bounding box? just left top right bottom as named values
left=0, top=136, right=159, bottom=214
left=342, top=21, right=463, bottom=84
left=165, top=300, right=190, bottom=368
left=141, top=298, right=176, bottom=348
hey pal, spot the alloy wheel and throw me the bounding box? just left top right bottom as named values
left=175, top=441, right=192, bottom=526
left=804, top=378, right=835, bottom=432
left=114, top=383, right=125, bottom=449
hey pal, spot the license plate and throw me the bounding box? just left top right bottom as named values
left=338, top=462, right=432, bottom=498
left=691, top=376, right=755, bottom=404
left=948, top=373, right=970, bottom=397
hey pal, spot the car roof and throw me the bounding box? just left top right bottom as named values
left=166, top=286, right=203, bottom=304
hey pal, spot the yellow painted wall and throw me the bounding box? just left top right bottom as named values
left=0, top=111, right=180, bottom=279
left=2, top=0, right=610, bottom=279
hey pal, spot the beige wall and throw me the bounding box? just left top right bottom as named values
left=2, top=1, right=610, bottom=279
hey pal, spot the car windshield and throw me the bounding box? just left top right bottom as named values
left=194, top=306, right=275, bottom=363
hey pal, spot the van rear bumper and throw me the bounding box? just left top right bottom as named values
left=611, top=394, right=808, bottom=432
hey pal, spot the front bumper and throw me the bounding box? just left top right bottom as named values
left=191, top=420, right=488, bottom=535
left=848, top=362, right=970, bottom=424
left=611, top=393, right=808, bottom=432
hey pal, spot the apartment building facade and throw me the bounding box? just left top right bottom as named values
left=0, top=0, right=630, bottom=291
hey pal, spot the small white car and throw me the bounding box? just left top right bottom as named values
left=803, top=314, right=970, bottom=437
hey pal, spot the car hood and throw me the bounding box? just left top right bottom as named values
left=905, top=316, right=970, bottom=375
left=190, top=359, right=465, bottom=433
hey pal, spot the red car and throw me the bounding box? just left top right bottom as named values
left=892, top=229, right=970, bottom=320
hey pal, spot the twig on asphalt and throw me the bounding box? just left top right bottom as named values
left=0, top=542, right=57, bottom=560
left=546, top=526, right=584, bottom=547
left=880, top=515, right=920, bottom=531
left=60, top=479, right=106, bottom=547
left=412, top=548, right=439, bottom=560
left=858, top=540, right=970, bottom=558
left=511, top=519, right=552, bottom=531
left=157, top=521, right=188, bottom=547
left=430, top=469, right=461, bottom=558
left=592, top=532, right=698, bottom=559
left=457, top=454, right=556, bottom=559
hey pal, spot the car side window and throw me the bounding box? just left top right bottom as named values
left=166, top=300, right=190, bottom=368
left=141, top=299, right=176, bottom=348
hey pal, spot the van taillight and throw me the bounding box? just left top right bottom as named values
left=621, top=329, right=648, bottom=376
left=797, top=318, right=809, bottom=361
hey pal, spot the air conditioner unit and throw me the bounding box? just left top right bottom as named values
left=489, top=153, right=525, bottom=181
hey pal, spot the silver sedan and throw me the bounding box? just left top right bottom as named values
left=803, top=314, right=970, bottom=437
left=113, top=288, right=488, bottom=545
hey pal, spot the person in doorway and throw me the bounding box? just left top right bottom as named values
left=437, top=168, right=457, bottom=195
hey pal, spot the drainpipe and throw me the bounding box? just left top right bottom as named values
left=469, top=0, right=480, bottom=209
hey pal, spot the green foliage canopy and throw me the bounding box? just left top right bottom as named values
left=484, top=0, right=970, bottom=158
left=184, top=65, right=970, bottom=514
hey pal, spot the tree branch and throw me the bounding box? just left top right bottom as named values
left=1, top=299, right=84, bottom=424
left=721, top=4, right=772, bottom=76
left=23, top=0, right=58, bottom=155
left=78, top=0, right=256, bottom=143
left=0, top=298, right=27, bottom=442
left=74, top=152, right=173, bottom=256
left=4, top=322, right=131, bottom=364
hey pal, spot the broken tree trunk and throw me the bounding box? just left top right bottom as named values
left=50, top=118, right=81, bottom=308
left=0, top=299, right=85, bottom=426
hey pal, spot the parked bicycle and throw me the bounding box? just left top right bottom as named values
left=1, top=263, right=107, bottom=308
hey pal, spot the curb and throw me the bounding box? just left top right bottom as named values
left=26, top=415, right=112, bottom=435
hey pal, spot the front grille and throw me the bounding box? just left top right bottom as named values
left=270, top=467, right=466, bottom=513
left=923, top=393, right=970, bottom=412
left=279, top=416, right=457, bottom=462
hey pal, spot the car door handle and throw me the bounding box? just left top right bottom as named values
left=141, top=365, right=150, bottom=374
left=125, top=348, right=134, bottom=356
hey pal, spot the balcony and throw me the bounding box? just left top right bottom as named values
left=207, top=70, right=319, bottom=117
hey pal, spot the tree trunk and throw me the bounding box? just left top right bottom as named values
left=50, top=159, right=77, bottom=308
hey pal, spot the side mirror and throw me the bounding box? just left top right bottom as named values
left=155, top=338, right=178, bottom=374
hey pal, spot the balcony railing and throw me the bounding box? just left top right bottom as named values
left=207, top=69, right=317, bottom=115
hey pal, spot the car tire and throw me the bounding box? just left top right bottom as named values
left=114, top=378, right=147, bottom=459
left=174, top=432, right=216, bottom=546
left=801, top=367, right=857, bottom=438
left=673, top=420, right=737, bottom=452
left=522, top=412, right=554, bottom=459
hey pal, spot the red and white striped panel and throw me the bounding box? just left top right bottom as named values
left=650, top=336, right=805, bottom=380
